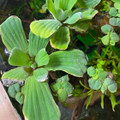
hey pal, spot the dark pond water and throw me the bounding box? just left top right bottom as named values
left=0, top=0, right=120, bottom=120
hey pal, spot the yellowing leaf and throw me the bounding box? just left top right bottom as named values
left=50, top=26, right=70, bottom=50
left=30, top=19, right=62, bottom=38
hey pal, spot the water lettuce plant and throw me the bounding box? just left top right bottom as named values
left=0, top=16, right=87, bottom=120
left=30, top=0, right=100, bottom=50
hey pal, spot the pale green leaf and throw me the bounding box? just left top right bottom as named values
left=0, top=16, right=28, bottom=52
left=8, top=48, right=31, bottom=67
left=64, top=12, right=82, bottom=24
left=108, top=83, right=117, bottom=93
left=101, top=24, right=113, bottom=34
left=109, top=7, right=117, bottom=17
left=88, top=78, right=101, bottom=90
left=110, top=32, right=119, bottom=42
left=30, top=19, right=62, bottom=38
left=109, top=18, right=118, bottom=26
left=77, top=0, right=101, bottom=8
left=23, top=76, right=61, bottom=120
left=35, top=48, right=49, bottom=67
left=28, top=32, right=49, bottom=57
left=114, top=2, right=120, bottom=9
left=46, top=49, right=87, bottom=77
left=50, top=26, right=70, bottom=50
left=87, top=66, right=96, bottom=77
left=33, top=68, right=48, bottom=82
left=2, top=67, right=29, bottom=82
left=59, top=0, right=77, bottom=11
left=103, top=78, right=114, bottom=86
left=101, top=35, right=110, bottom=45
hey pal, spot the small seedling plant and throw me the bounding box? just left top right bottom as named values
left=1, top=0, right=120, bottom=120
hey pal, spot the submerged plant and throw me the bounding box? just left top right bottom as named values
left=30, top=0, right=100, bottom=50
left=0, top=16, right=87, bottom=120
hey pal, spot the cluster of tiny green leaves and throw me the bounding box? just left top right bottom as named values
left=100, top=0, right=120, bottom=46
left=109, top=0, right=120, bottom=27
left=87, top=66, right=117, bottom=94
left=100, top=0, right=112, bottom=12
left=101, top=24, right=119, bottom=46
left=51, top=75, right=73, bottom=102
left=8, top=83, right=24, bottom=104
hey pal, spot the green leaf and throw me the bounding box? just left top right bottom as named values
left=101, top=34, right=110, bottom=45
left=57, top=75, right=69, bottom=82
left=64, top=12, right=82, bottom=24
left=57, top=89, right=68, bottom=102
left=59, top=0, right=77, bottom=11
left=62, top=82, right=73, bottom=95
left=87, top=66, right=96, bottom=77
left=101, top=24, right=113, bottom=34
left=71, top=21, right=90, bottom=33
left=101, top=84, right=107, bottom=93
left=30, top=19, right=62, bottom=38
left=77, top=0, right=101, bottom=8
left=103, top=78, right=114, bottom=86
left=23, top=76, right=60, bottom=120
left=46, top=49, right=87, bottom=77
left=33, top=68, right=48, bottom=82
left=112, top=0, right=119, bottom=2
left=109, top=18, right=118, bottom=26
left=15, top=92, right=24, bottom=104
left=2, top=67, right=29, bottom=82
left=46, top=0, right=56, bottom=18
left=28, top=32, right=49, bottom=57
left=8, top=83, right=20, bottom=98
left=109, top=7, right=117, bottom=17
left=54, top=0, right=59, bottom=9
left=35, top=48, right=49, bottom=67
left=81, top=8, right=98, bottom=21
left=50, top=26, right=70, bottom=50
left=55, top=9, right=72, bottom=21
left=110, top=32, right=119, bottom=42
left=51, top=82, right=62, bottom=92
left=88, top=78, right=101, bottom=90
left=108, top=83, right=117, bottom=93
left=8, top=48, right=31, bottom=67
left=114, top=2, right=120, bottom=9
left=0, top=16, right=28, bottom=52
